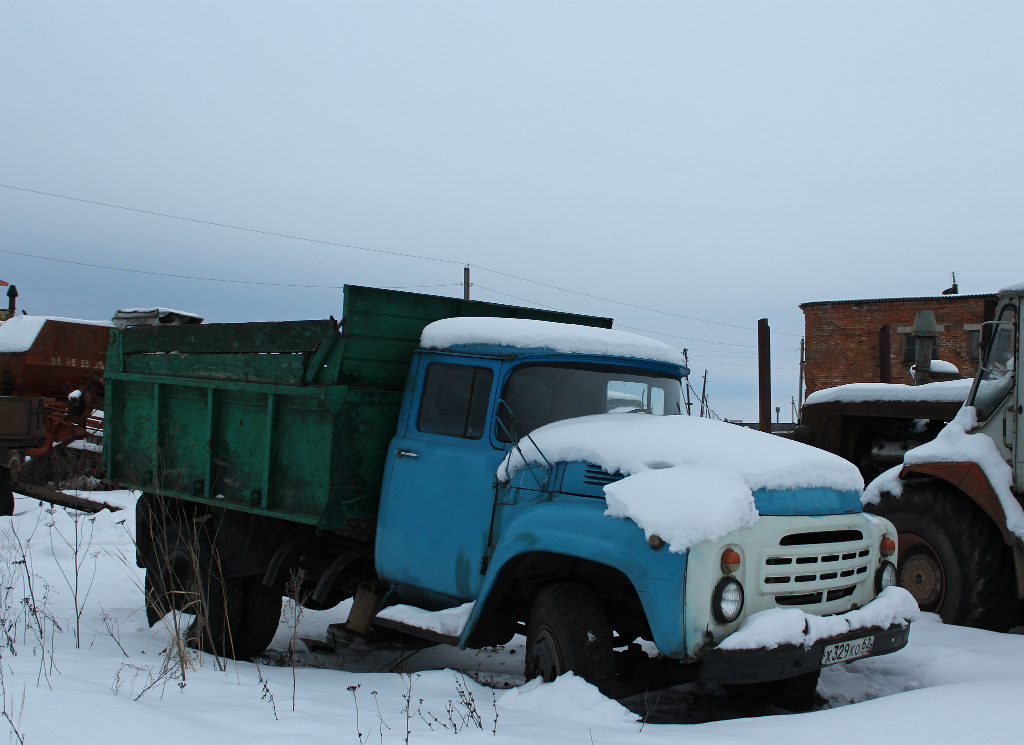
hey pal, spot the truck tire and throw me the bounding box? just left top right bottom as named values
left=232, top=576, right=283, bottom=659
left=525, top=582, right=616, bottom=696
left=146, top=521, right=279, bottom=659
left=868, top=482, right=1017, bottom=631
left=337, top=517, right=377, bottom=543
left=724, top=670, right=820, bottom=712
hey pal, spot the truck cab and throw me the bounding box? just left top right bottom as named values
left=371, top=317, right=914, bottom=702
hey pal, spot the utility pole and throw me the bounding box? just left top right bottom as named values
left=700, top=370, right=708, bottom=418
left=683, top=349, right=692, bottom=415
left=463, top=266, right=471, bottom=300
left=797, top=337, right=805, bottom=409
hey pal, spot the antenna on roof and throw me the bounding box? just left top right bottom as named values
left=942, top=272, right=958, bottom=295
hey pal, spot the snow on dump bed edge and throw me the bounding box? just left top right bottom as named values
left=421, top=317, right=684, bottom=364
left=497, top=414, right=864, bottom=553
left=0, top=315, right=114, bottom=354
left=863, top=406, right=1024, bottom=540
left=804, top=379, right=971, bottom=406
left=717, top=586, right=919, bottom=650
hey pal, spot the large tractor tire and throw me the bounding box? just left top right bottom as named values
left=868, top=481, right=1017, bottom=631
left=525, top=581, right=616, bottom=696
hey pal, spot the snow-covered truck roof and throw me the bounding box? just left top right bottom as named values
left=420, top=317, right=685, bottom=366
left=803, top=379, right=972, bottom=407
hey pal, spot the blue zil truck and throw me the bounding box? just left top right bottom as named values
left=105, top=285, right=912, bottom=706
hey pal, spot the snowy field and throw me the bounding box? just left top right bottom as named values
left=1, top=490, right=1022, bottom=744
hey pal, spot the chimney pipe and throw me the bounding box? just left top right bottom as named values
left=758, top=318, right=771, bottom=432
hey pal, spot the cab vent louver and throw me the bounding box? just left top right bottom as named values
left=582, top=465, right=624, bottom=486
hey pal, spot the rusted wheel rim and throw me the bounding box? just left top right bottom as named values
left=531, top=624, right=565, bottom=682
left=897, top=532, right=945, bottom=612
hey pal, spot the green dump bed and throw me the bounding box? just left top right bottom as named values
left=104, top=285, right=612, bottom=531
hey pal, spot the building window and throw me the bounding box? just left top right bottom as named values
left=969, top=330, right=981, bottom=361
left=902, top=335, right=939, bottom=363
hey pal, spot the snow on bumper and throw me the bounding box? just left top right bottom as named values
left=700, top=586, right=918, bottom=684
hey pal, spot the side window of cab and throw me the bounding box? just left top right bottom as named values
left=417, top=363, right=494, bottom=439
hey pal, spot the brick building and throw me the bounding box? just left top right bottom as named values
left=800, top=293, right=997, bottom=397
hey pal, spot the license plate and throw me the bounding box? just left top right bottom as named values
left=821, top=636, right=875, bottom=666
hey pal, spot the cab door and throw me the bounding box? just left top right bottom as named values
left=375, top=355, right=504, bottom=602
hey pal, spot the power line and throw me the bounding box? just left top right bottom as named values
left=0, top=184, right=463, bottom=267
left=0, top=183, right=803, bottom=337
left=0, top=248, right=463, bottom=291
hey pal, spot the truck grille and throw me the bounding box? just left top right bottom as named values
left=761, top=531, right=872, bottom=607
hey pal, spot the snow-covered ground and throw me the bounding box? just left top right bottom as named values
left=2, top=490, right=1023, bottom=744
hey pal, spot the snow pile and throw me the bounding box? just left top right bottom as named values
left=116, top=307, right=200, bottom=315
left=718, top=586, right=919, bottom=651
left=497, top=414, right=864, bottom=552
left=498, top=673, right=637, bottom=724
left=421, top=317, right=684, bottom=365
left=804, top=379, right=971, bottom=406
left=911, top=360, right=959, bottom=378
left=864, top=407, right=1024, bottom=539
left=6, top=488, right=1024, bottom=743
left=376, top=601, right=475, bottom=637
left=0, top=315, right=113, bottom=354
left=862, top=464, right=904, bottom=506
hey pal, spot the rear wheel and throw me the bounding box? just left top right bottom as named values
left=868, top=482, right=1017, bottom=631
left=525, top=582, right=616, bottom=695
left=232, top=576, right=283, bottom=658
left=145, top=520, right=281, bottom=659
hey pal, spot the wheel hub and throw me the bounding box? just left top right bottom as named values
left=531, top=624, right=565, bottom=682
left=898, top=533, right=944, bottom=611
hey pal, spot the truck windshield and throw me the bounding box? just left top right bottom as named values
left=968, top=304, right=1017, bottom=421
left=496, top=363, right=683, bottom=442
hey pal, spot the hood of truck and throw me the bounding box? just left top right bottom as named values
left=500, top=414, right=865, bottom=554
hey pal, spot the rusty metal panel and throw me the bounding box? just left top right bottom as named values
left=0, top=397, right=46, bottom=448
left=0, top=319, right=110, bottom=397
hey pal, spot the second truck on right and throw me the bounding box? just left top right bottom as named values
left=800, top=282, right=1024, bottom=631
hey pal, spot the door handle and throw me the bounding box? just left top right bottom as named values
left=395, top=449, right=419, bottom=458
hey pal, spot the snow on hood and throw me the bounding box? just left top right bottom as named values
left=421, top=317, right=684, bottom=365
left=0, top=315, right=113, bottom=354
left=805, top=379, right=971, bottom=406
left=864, top=407, right=1024, bottom=540
left=497, top=414, right=864, bottom=553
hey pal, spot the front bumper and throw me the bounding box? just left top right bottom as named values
left=700, top=622, right=910, bottom=684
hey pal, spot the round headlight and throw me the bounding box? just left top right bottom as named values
left=712, top=577, right=744, bottom=624
left=875, top=561, right=897, bottom=594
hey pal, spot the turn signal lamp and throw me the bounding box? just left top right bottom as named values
left=880, top=536, right=896, bottom=558
left=721, top=549, right=741, bottom=574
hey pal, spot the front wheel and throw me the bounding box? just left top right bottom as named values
left=525, top=582, right=616, bottom=695
left=868, top=481, right=1017, bottom=631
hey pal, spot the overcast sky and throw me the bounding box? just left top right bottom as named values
left=1, top=1, right=1021, bottom=421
